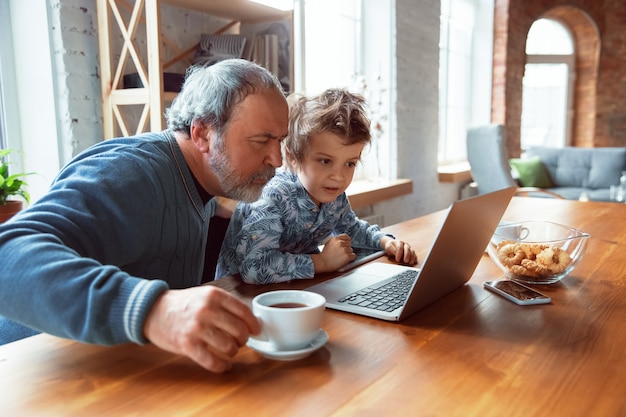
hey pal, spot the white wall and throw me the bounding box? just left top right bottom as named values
left=369, top=0, right=460, bottom=226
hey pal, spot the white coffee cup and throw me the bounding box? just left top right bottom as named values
left=250, top=290, right=326, bottom=351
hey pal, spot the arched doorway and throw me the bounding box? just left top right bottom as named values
left=521, top=18, right=574, bottom=149
left=525, top=7, right=600, bottom=149
left=491, top=4, right=601, bottom=155
left=542, top=7, right=600, bottom=148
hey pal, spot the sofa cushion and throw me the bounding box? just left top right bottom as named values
left=509, top=156, right=553, bottom=187
left=525, top=146, right=626, bottom=189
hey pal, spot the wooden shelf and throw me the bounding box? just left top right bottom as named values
left=109, top=88, right=150, bottom=105
left=437, top=161, right=472, bottom=183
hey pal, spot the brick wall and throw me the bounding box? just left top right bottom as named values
left=493, top=0, right=626, bottom=157
left=391, top=0, right=445, bottom=219
left=48, top=0, right=102, bottom=157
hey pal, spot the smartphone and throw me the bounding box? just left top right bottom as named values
left=484, top=280, right=551, bottom=305
left=337, top=247, right=386, bottom=272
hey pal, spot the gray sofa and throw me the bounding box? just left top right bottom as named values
left=523, top=146, right=626, bottom=201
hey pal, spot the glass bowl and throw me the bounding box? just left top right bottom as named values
left=487, top=221, right=591, bottom=284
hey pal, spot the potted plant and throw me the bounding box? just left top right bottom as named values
left=0, top=149, right=32, bottom=223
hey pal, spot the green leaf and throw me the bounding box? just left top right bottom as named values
left=0, top=148, right=34, bottom=205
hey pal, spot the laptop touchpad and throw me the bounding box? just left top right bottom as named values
left=307, top=268, right=386, bottom=301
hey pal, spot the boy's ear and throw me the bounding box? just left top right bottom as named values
left=285, top=149, right=299, bottom=169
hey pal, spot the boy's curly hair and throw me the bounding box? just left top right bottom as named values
left=285, top=88, right=371, bottom=168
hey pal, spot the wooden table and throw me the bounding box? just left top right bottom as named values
left=2, top=197, right=625, bottom=416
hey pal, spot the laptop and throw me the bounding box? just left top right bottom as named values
left=306, top=186, right=517, bottom=321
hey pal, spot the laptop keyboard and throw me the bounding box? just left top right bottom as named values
left=337, top=269, right=418, bottom=312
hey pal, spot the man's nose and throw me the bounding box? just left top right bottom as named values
left=265, top=140, right=283, bottom=167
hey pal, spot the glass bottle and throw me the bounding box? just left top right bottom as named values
left=618, top=171, right=626, bottom=202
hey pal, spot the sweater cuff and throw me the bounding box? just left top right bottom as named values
left=123, top=279, right=169, bottom=345
left=375, top=232, right=396, bottom=247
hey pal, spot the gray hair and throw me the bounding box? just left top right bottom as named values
left=165, top=59, right=285, bottom=137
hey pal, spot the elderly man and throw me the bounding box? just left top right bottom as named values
left=0, top=59, right=289, bottom=373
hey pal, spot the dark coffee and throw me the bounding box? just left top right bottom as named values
left=270, top=302, right=308, bottom=309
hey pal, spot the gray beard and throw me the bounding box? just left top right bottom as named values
left=208, top=149, right=275, bottom=203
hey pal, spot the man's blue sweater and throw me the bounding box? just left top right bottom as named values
left=0, top=131, right=215, bottom=345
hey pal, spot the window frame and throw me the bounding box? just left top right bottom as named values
left=521, top=18, right=575, bottom=149
left=299, top=0, right=393, bottom=181
left=0, top=1, right=18, bottom=153
left=438, top=0, right=494, bottom=165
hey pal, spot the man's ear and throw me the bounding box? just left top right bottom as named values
left=189, top=121, right=212, bottom=153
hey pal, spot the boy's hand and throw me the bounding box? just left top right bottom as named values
left=382, top=237, right=418, bottom=265
left=312, top=234, right=357, bottom=273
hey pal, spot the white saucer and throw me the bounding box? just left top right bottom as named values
left=247, top=329, right=329, bottom=361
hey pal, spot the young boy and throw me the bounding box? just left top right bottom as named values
left=215, top=88, right=417, bottom=284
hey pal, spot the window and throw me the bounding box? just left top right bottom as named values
left=0, top=1, right=13, bottom=151
left=521, top=18, right=574, bottom=149
left=0, top=76, right=6, bottom=150
left=300, top=0, right=392, bottom=180
left=0, top=1, right=62, bottom=203
left=438, top=0, right=493, bottom=164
